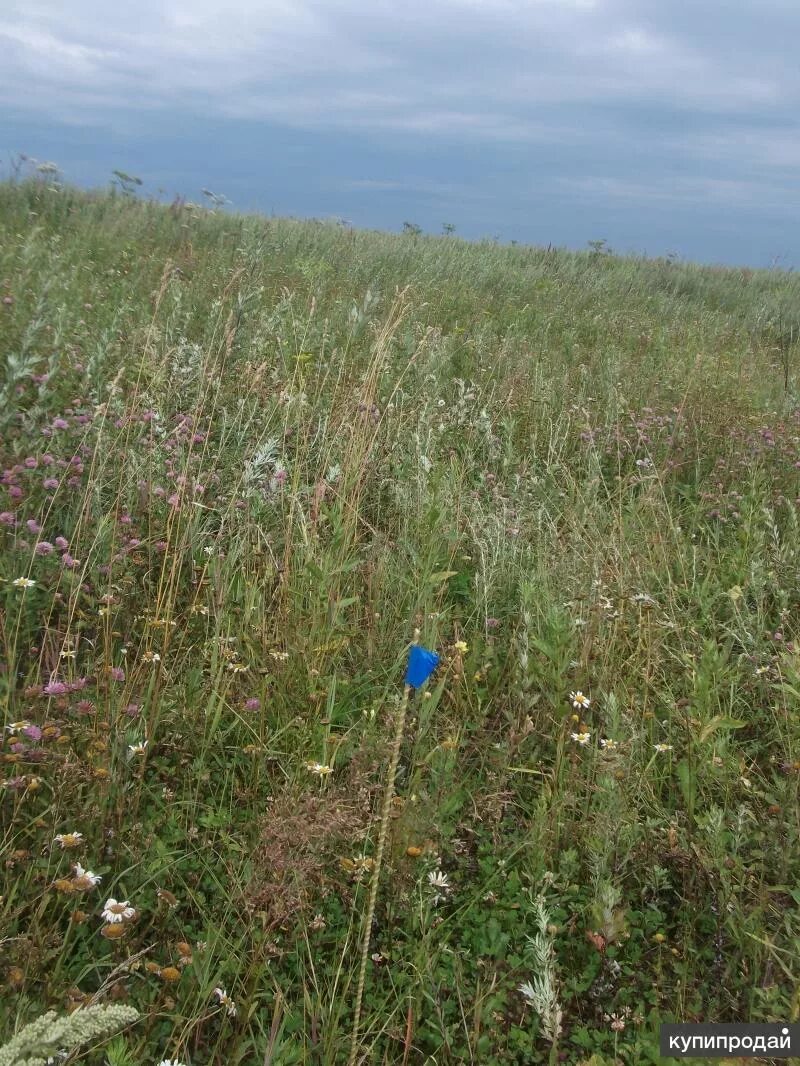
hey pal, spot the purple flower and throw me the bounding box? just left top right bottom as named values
left=22, top=725, right=42, bottom=740
left=61, top=553, right=78, bottom=569
left=74, top=699, right=95, bottom=715
left=35, top=541, right=54, bottom=555
left=0, top=512, right=16, bottom=527
left=245, top=698, right=261, bottom=711
left=43, top=681, right=68, bottom=696
left=110, top=666, right=125, bottom=682
left=52, top=418, right=69, bottom=430
left=8, top=486, right=23, bottom=500
left=124, top=703, right=141, bottom=718
left=23, top=457, right=38, bottom=469
left=26, top=519, right=41, bottom=534
left=486, top=617, right=500, bottom=629
left=55, top=536, right=69, bottom=550
left=43, top=478, right=59, bottom=490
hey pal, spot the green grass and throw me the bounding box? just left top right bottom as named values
left=1, top=174, right=800, bottom=1065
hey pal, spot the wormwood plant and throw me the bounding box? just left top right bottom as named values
left=0, top=1005, right=139, bottom=1066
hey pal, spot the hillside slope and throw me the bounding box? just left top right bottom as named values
left=2, top=180, right=800, bottom=1065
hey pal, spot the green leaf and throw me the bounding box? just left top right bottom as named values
left=697, top=716, right=746, bottom=743
left=428, top=570, right=458, bottom=584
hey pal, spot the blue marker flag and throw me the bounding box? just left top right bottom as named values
left=404, top=645, right=439, bottom=688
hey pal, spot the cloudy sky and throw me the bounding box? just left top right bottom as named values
left=2, top=0, right=799, bottom=266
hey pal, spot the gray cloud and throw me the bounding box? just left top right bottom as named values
left=1, top=0, right=798, bottom=264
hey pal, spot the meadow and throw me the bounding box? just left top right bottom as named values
left=1, top=170, right=800, bottom=1065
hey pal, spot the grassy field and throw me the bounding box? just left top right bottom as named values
left=1, top=173, right=800, bottom=1065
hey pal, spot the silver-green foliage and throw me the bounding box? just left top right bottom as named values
left=0, top=1005, right=139, bottom=1066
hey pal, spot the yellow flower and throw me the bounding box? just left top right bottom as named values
left=453, top=640, right=469, bottom=654
left=100, top=923, right=127, bottom=940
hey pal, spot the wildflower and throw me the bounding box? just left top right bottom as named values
left=43, top=681, right=68, bottom=696
left=227, top=661, right=248, bottom=673
left=102, top=898, right=136, bottom=923
left=570, top=732, right=591, bottom=745
left=34, top=540, right=54, bottom=555
left=160, top=966, right=181, bottom=983
left=73, top=863, right=102, bottom=888
left=12, top=577, right=35, bottom=588
left=158, top=1059, right=187, bottom=1066
left=599, top=738, right=618, bottom=750
left=244, top=697, right=261, bottom=711
left=453, top=640, right=469, bottom=654
left=157, top=888, right=179, bottom=907
left=109, top=666, right=125, bottom=681
left=428, top=869, right=451, bottom=904
left=214, top=986, right=237, bottom=1017
left=26, top=519, right=41, bottom=534
left=306, top=761, right=333, bottom=776
left=55, top=831, right=84, bottom=849
left=631, top=592, right=656, bottom=605
left=141, top=651, right=161, bottom=663
left=128, top=741, right=148, bottom=757
left=5, top=720, right=31, bottom=736
left=569, top=691, right=590, bottom=710
left=269, top=650, right=289, bottom=661
left=309, top=914, right=327, bottom=931
left=100, top=923, right=127, bottom=939
left=654, top=743, right=673, bottom=753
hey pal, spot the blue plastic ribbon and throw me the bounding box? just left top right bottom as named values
left=404, top=645, right=439, bottom=688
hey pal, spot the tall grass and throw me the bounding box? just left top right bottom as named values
left=1, top=177, right=800, bottom=1064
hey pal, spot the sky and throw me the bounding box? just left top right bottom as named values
left=1, top=0, right=799, bottom=267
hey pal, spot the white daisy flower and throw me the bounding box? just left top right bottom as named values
left=6, top=720, right=31, bottom=735
left=599, top=738, right=618, bottom=750
left=12, top=577, right=36, bottom=588
left=158, top=1060, right=187, bottom=1066
left=570, top=731, right=591, bottom=745
left=569, top=690, right=591, bottom=709
left=73, top=863, right=101, bottom=886
left=427, top=869, right=451, bottom=904
left=54, top=831, right=84, bottom=849
left=305, top=761, right=333, bottom=776
left=101, top=898, right=136, bottom=923
left=214, top=986, right=237, bottom=1016
left=654, top=743, right=674, bottom=753
left=128, top=741, right=148, bottom=756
